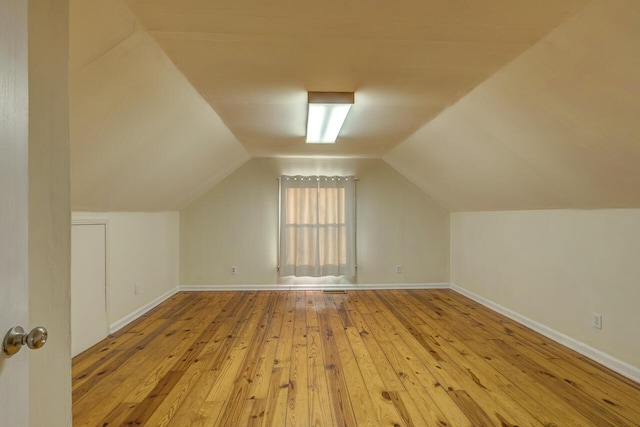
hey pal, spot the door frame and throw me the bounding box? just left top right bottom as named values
left=71, top=214, right=110, bottom=334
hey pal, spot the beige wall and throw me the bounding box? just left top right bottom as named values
left=451, top=209, right=640, bottom=370
left=72, top=212, right=179, bottom=328
left=180, top=158, right=449, bottom=285
left=28, top=1, right=72, bottom=426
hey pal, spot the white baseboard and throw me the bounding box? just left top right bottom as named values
left=179, top=283, right=450, bottom=292
left=107, top=281, right=640, bottom=384
left=108, top=284, right=445, bottom=333
left=109, top=287, right=179, bottom=334
left=450, top=283, right=640, bottom=384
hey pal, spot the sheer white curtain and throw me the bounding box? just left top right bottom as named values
left=279, top=175, right=356, bottom=278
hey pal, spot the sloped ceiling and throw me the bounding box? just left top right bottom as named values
left=123, top=0, right=586, bottom=157
left=70, top=0, right=250, bottom=211
left=385, top=0, right=640, bottom=211
left=70, top=0, right=640, bottom=212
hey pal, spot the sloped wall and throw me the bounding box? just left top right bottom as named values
left=180, top=158, right=449, bottom=285
left=69, top=0, right=249, bottom=211
left=385, top=0, right=640, bottom=211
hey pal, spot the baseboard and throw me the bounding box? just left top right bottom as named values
left=109, top=284, right=446, bottom=333
left=450, top=283, right=640, bottom=384
left=109, top=287, right=179, bottom=334
left=107, top=282, right=640, bottom=384
left=179, top=283, right=450, bottom=292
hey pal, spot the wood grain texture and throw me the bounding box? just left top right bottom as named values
left=73, top=290, right=640, bottom=426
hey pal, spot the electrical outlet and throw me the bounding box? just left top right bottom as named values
left=592, top=313, right=602, bottom=329
left=134, top=284, right=140, bottom=295
left=231, top=266, right=237, bottom=274
left=395, top=265, right=402, bottom=274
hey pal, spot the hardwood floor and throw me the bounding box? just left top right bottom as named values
left=72, top=290, right=640, bottom=426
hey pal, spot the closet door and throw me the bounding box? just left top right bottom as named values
left=71, top=224, right=108, bottom=357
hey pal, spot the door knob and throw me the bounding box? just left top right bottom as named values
left=2, top=326, right=48, bottom=356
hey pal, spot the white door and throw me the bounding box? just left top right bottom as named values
left=0, top=0, right=30, bottom=422
left=72, top=224, right=108, bottom=356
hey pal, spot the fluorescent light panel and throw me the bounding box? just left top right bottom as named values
left=306, top=92, right=354, bottom=143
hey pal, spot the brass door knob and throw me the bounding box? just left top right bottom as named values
left=2, top=326, right=48, bottom=356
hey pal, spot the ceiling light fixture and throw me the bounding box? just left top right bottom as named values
left=306, top=91, right=354, bottom=143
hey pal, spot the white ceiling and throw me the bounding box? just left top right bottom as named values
left=123, top=0, right=587, bottom=157
left=69, top=0, right=640, bottom=212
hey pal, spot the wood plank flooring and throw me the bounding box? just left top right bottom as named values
left=72, top=290, right=640, bottom=426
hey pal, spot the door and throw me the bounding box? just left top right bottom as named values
left=0, top=0, right=30, bottom=421
left=71, top=224, right=108, bottom=356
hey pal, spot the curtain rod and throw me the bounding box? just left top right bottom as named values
left=276, top=177, right=359, bottom=181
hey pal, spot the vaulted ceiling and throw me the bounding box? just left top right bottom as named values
left=123, top=0, right=586, bottom=157
left=70, top=0, right=640, bottom=211
left=70, top=0, right=249, bottom=211
left=385, top=0, right=640, bottom=210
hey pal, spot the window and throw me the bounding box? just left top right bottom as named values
left=279, top=175, right=356, bottom=279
